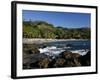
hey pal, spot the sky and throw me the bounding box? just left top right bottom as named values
left=23, top=10, right=91, bottom=28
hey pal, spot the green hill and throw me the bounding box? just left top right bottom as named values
left=23, top=21, right=90, bottom=39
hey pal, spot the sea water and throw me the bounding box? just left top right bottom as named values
left=38, top=40, right=90, bottom=57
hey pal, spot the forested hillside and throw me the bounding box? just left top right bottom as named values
left=23, top=21, right=90, bottom=39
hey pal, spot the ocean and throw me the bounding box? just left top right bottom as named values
left=39, top=40, right=91, bottom=57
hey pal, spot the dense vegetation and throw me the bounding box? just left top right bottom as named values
left=23, top=21, right=90, bottom=39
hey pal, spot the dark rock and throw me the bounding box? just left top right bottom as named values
left=48, top=59, right=56, bottom=68
left=59, top=51, right=81, bottom=67
left=38, top=58, right=50, bottom=68
left=48, top=50, right=81, bottom=67
left=28, top=47, right=40, bottom=54
left=60, top=51, right=80, bottom=59
left=54, top=58, right=66, bottom=67
left=23, top=45, right=91, bottom=69
left=79, top=51, right=91, bottom=66
left=23, top=44, right=40, bottom=54
left=23, top=64, right=28, bottom=69
left=64, top=58, right=81, bottom=67
left=23, top=54, right=49, bottom=69
left=60, top=51, right=72, bottom=59
left=23, top=63, right=31, bottom=69
left=29, top=62, right=39, bottom=68
left=41, top=45, right=47, bottom=48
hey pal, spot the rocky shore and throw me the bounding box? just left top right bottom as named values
left=23, top=44, right=91, bottom=69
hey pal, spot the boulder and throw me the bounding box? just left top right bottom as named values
left=60, top=51, right=80, bottom=59
left=23, top=44, right=40, bottom=54
left=79, top=51, right=91, bottom=66
left=38, top=58, right=50, bottom=68
left=54, top=58, right=66, bottom=67
left=65, top=58, right=81, bottom=67
left=29, top=62, right=40, bottom=69
left=59, top=51, right=81, bottom=67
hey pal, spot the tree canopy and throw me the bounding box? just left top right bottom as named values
left=23, top=21, right=90, bottom=39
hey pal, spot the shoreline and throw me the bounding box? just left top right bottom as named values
left=23, top=38, right=90, bottom=44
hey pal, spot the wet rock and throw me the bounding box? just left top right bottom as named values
left=59, top=51, right=81, bottom=67
left=48, top=59, right=56, bottom=68
left=23, top=54, right=49, bottom=69
left=29, top=62, right=39, bottom=69
left=41, top=45, right=47, bottom=48
left=23, top=44, right=40, bottom=54
left=54, top=58, right=66, bottom=67
left=79, top=51, right=91, bottom=66
left=23, top=64, right=28, bottom=69
left=60, top=51, right=72, bottom=59
left=23, top=46, right=91, bottom=69
left=60, top=51, right=80, bottom=59
left=38, top=58, right=50, bottom=68
left=65, top=58, right=81, bottom=67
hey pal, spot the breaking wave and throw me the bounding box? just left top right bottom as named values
left=38, top=46, right=89, bottom=57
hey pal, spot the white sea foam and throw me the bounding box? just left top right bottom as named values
left=38, top=46, right=89, bottom=57
left=39, top=46, right=65, bottom=57
left=70, top=49, right=89, bottom=56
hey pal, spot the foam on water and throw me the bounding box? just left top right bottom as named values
left=70, top=49, right=89, bottom=56
left=38, top=46, right=89, bottom=57
left=39, top=46, right=65, bottom=56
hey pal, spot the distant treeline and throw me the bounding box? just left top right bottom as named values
left=23, top=21, right=90, bottom=39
